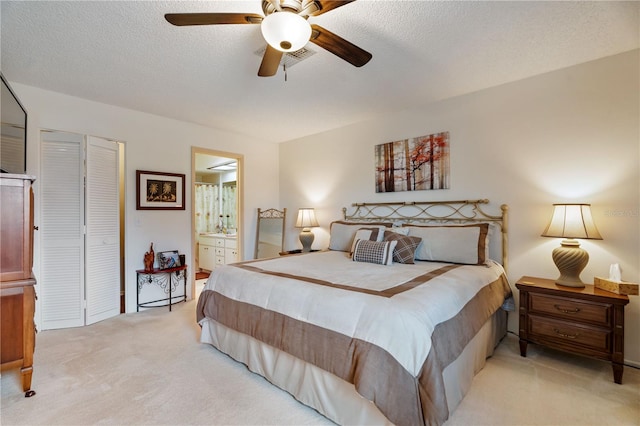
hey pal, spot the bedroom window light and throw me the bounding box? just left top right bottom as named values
left=295, top=208, right=319, bottom=252
left=541, top=203, right=602, bottom=288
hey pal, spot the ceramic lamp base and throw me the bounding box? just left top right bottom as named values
left=299, top=228, right=315, bottom=252
left=552, top=239, right=588, bottom=288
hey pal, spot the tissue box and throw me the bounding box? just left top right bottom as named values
left=594, top=277, right=639, bottom=295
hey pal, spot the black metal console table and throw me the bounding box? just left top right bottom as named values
left=136, top=265, right=187, bottom=312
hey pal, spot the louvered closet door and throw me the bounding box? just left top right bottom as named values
left=85, top=136, right=120, bottom=325
left=40, top=131, right=85, bottom=329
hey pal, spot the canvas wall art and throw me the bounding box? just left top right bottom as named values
left=375, top=132, right=450, bottom=193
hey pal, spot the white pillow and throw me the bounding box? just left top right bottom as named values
left=385, top=227, right=410, bottom=236
left=352, top=239, right=397, bottom=265
left=328, top=221, right=391, bottom=252
left=405, top=223, right=490, bottom=265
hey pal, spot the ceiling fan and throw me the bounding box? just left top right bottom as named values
left=165, top=0, right=372, bottom=77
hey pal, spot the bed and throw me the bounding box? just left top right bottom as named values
left=197, top=200, right=513, bottom=426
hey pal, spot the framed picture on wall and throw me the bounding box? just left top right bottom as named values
left=158, top=250, right=181, bottom=270
left=136, top=170, right=185, bottom=210
left=374, top=132, right=450, bottom=193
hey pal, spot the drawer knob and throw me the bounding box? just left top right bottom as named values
left=554, top=328, right=579, bottom=339
left=554, top=304, right=580, bottom=314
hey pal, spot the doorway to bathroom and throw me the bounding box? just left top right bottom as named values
left=191, top=147, right=243, bottom=292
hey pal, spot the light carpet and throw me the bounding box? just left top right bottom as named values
left=1, top=284, right=639, bottom=425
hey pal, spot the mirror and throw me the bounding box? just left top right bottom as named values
left=1, top=72, right=27, bottom=174
left=254, top=208, right=286, bottom=259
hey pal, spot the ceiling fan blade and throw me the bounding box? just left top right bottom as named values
left=164, top=13, right=263, bottom=26
left=305, top=1, right=356, bottom=17
left=258, top=45, right=284, bottom=77
left=309, top=24, right=371, bottom=67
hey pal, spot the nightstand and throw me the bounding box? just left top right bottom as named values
left=516, top=276, right=629, bottom=384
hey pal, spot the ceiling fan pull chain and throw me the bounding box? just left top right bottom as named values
left=284, top=63, right=288, bottom=82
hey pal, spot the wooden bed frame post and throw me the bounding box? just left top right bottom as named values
left=501, top=204, right=509, bottom=273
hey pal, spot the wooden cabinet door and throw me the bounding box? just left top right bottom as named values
left=0, top=175, right=33, bottom=282
left=199, top=244, right=215, bottom=271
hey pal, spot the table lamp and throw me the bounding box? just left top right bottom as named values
left=295, top=208, right=319, bottom=252
left=541, top=203, right=602, bottom=287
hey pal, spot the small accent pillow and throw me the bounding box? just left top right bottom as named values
left=350, top=228, right=385, bottom=256
left=328, top=221, right=392, bottom=252
left=383, top=231, right=422, bottom=264
left=404, top=223, right=490, bottom=265
left=352, top=239, right=397, bottom=265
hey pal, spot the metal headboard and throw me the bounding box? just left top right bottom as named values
left=342, top=199, right=509, bottom=271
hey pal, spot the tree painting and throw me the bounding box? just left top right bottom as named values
left=375, top=132, right=450, bottom=193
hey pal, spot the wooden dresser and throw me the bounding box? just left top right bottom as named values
left=1, top=174, right=37, bottom=397
left=516, top=276, right=629, bottom=384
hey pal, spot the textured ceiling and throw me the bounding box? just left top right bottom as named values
left=1, top=1, right=638, bottom=144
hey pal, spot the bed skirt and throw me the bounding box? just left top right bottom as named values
left=200, top=308, right=507, bottom=425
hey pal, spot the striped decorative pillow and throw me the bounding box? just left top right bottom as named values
left=352, top=239, right=397, bottom=265
left=383, top=231, right=422, bottom=264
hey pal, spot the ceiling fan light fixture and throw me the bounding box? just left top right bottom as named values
left=261, top=12, right=311, bottom=52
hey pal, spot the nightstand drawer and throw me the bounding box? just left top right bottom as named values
left=528, top=315, right=611, bottom=352
left=529, top=293, right=611, bottom=327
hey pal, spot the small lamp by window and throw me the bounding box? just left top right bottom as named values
left=541, top=203, right=602, bottom=287
left=295, top=208, right=319, bottom=252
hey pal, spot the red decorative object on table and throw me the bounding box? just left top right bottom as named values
left=143, top=242, right=154, bottom=271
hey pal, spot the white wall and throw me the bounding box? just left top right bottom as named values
left=279, top=50, right=640, bottom=364
left=11, top=83, right=279, bottom=317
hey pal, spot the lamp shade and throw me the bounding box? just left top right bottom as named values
left=295, top=208, right=319, bottom=229
left=261, top=12, right=311, bottom=52
left=541, top=204, right=602, bottom=240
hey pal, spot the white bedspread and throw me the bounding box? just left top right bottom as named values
left=200, top=251, right=507, bottom=376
